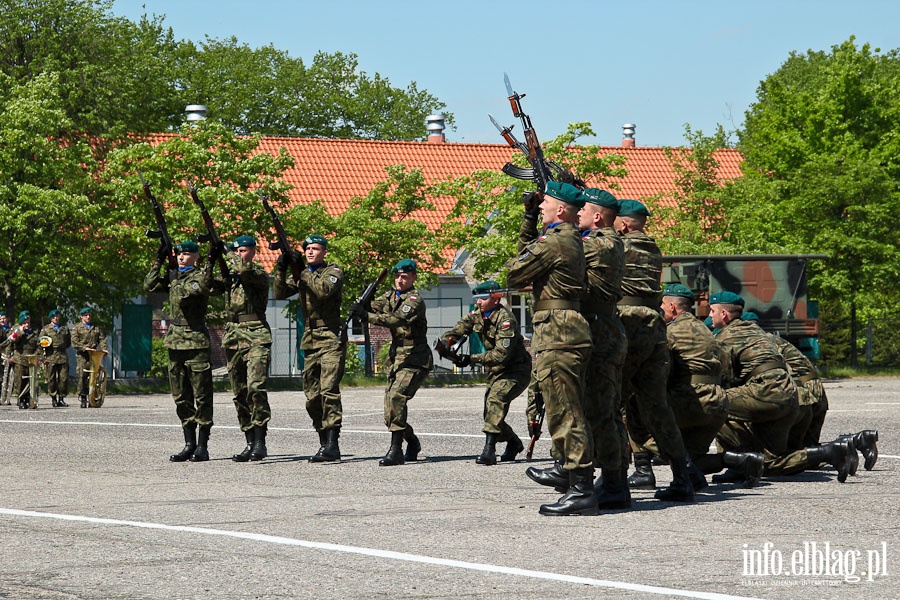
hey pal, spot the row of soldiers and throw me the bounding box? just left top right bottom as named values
left=467, top=180, right=878, bottom=516
left=0, top=308, right=108, bottom=409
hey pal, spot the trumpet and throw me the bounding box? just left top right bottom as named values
left=86, top=349, right=108, bottom=408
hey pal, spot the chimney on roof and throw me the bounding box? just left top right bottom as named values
left=185, top=104, right=208, bottom=124
left=426, top=114, right=445, bottom=143
left=622, top=123, right=636, bottom=148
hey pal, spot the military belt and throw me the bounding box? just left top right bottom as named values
left=393, top=339, right=421, bottom=348
left=582, top=302, right=617, bottom=317
left=617, top=296, right=660, bottom=308
left=232, top=313, right=264, bottom=323
left=306, top=318, right=339, bottom=329
left=171, top=318, right=203, bottom=328
left=747, top=359, right=787, bottom=379
left=691, top=374, right=721, bottom=385
left=798, top=372, right=818, bottom=384
left=534, top=299, right=580, bottom=312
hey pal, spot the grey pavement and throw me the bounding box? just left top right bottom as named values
left=1, top=377, right=897, bottom=599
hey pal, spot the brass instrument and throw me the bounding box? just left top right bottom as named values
left=86, top=349, right=108, bottom=408
left=39, top=335, right=52, bottom=348
left=0, top=353, right=11, bottom=405
left=18, top=354, right=42, bottom=409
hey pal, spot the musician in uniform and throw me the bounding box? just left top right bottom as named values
left=9, top=311, right=40, bottom=408
left=0, top=311, right=13, bottom=405
left=71, top=307, right=108, bottom=408
left=40, top=309, right=72, bottom=407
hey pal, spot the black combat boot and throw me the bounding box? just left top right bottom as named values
left=190, top=427, right=211, bottom=462
left=80, top=394, right=88, bottom=408
left=500, top=434, right=524, bottom=462
left=51, top=395, right=58, bottom=407
left=250, top=425, right=268, bottom=461
left=308, top=430, right=328, bottom=462
left=232, top=429, right=253, bottom=462
left=654, top=456, right=695, bottom=502
left=836, top=434, right=859, bottom=476
left=57, top=396, right=68, bottom=407
left=379, top=431, right=405, bottom=466
left=850, top=430, right=878, bottom=471
left=403, top=426, right=421, bottom=461
left=525, top=460, right=569, bottom=493
left=687, top=456, right=708, bottom=491
left=627, top=451, right=656, bottom=489
left=539, top=467, right=599, bottom=516
left=719, top=451, right=766, bottom=487
left=170, top=425, right=197, bottom=462
left=594, top=467, right=632, bottom=510
left=807, top=440, right=851, bottom=483
left=476, top=432, right=499, bottom=465
left=311, top=428, right=341, bottom=463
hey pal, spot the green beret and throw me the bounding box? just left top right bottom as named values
left=709, top=291, right=745, bottom=307
left=582, top=188, right=618, bottom=209
left=472, top=280, right=501, bottom=297
left=17, top=310, right=30, bottom=323
left=392, top=258, right=417, bottom=274
left=0, top=311, right=5, bottom=316
left=617, top=199, right=651, bottom=217
left=544, top=181, right=585, bottom=207
left=79, top=307, right=92, bottom=315
left=174, top=240, right=199, bottom=253
left=662, top=283, right=695, bottom=301
left=742, top=311, right=760, bottom=322
left=48, top=309, right=60, bottom=318
left=302, top=234, right=327, bottom=249
left=231, top=235, right=256, bottom=250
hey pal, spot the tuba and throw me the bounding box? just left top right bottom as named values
left=86, top=349, right=108, bottom=408
left=18, top=354, right=43, bottom=409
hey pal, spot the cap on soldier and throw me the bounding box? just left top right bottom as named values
left=174, top=240, right=199, bottom=253
left=392, top=258, right=417, bottom=274
left=79, top=307, right=92, bottom=315
left=617, top=199, right=651, bottom=217
left=544, top=181, right=586, bottom=207
left=709, top=291, right=745, bottom=307
left=302, top=234, right=327, bottom=249
left=582, top=188, right=618, bottom=209
left=231, top=235, right=256, bottom=250
left=742, top=311, right=760, bottom=322
left=48, top=309, right=60, bottom=318
left=18, top=310, right=30, bottom=323
left=662, top=283, right=695, bottom=301
left=472, top=280, right=501, bottom=296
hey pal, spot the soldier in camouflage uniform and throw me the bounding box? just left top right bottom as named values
left=615, top=199, right=695, bottom=502
left=439, top=280, right=531, bottom=465
left=144, top=240, right=217, bottom=462
left=219, top=235, right=273, bottom=462
left=577, top=188, right=631, bottom=510
left=710, top=292, right=852, bottom=483
left=657, top=287, right=764, bottom=488
left=273, top=233, right=346, bottom=463
left=506, top=181, right=596, bottom=517
left=71, top=307, right=108, bottom=408
left=353, top=259, right=430, bottom=466
left=40, top=309, right=71, bottom=407
left=9, top=311, right=40, bottom=408
left=0, top=311, right=12, bottom=405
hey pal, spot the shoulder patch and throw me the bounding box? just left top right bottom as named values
left=500, top=320, right=511, bottom=329
left=329, top=276, right=338, bottom=284
left=402, top=305, right=412, bottom=313
left=191, top=282, right=200, bottom=290
left=409, top=296, right=418, bottom=301
left=501, top=338, right=511, bottom=348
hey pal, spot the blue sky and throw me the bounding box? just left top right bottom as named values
left=113, top=0, right=900, bottom=147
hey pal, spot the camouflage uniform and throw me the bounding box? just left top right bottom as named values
left=274, top=262, right=345, bottom=432
left=71, top=319, right=108, bottom=397
left=715, top=319, right=799, bottom=469
left=506, top=219, right=593, bottom=471
left=441, top=303, right=531, bottom=439
left=9, top=325, right=40, bottom=404
left=144, top=259, right=216, bottom=430
left=618, top=230, right=687, bottom=463
left=369, top=287, right=431, bottom=432
left=657, top=312, right=728, bottom=459
left=40, top=321, right=71, bottom=401
left=581, top=226, right=629, bottom=472
left=220, top=253, right=273, bottom=432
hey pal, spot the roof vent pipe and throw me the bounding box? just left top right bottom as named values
left=622, top=123, right=636, bottom=148
left=185, top=105, right=208, bottom=123
left=426, top=114, right=445, bottom=143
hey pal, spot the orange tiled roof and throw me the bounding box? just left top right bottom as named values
left=146, top=135, right=744, bottom=271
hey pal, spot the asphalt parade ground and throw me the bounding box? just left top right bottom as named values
left=1, top=377, right=897, bottom=599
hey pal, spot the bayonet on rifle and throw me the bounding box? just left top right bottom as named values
left=341, top=268, right=389, bottom=343
left=188, top=181, right=230, bottom=281
left=139, top=170, right=176, bottom=272
left=260, top=194, right=304, bottom=287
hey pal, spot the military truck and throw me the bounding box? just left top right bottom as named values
left=662, top=254, right=827, bottom=360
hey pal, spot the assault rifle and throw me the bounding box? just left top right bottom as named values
left=433, top=334, right=468, bottom=364
left=139, top=171, right=176, bottom=272
left=260, top=194, right=304, bottom=286
left=341, top=268, right=389, bottom=343
left=188, top=182, right=230, bottom=280
left=525, top=388, right=545, bottom=460
left=489, top=73, right=570, bottom=195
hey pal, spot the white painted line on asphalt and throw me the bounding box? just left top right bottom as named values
left=0, top=507, right=761, bottom=600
